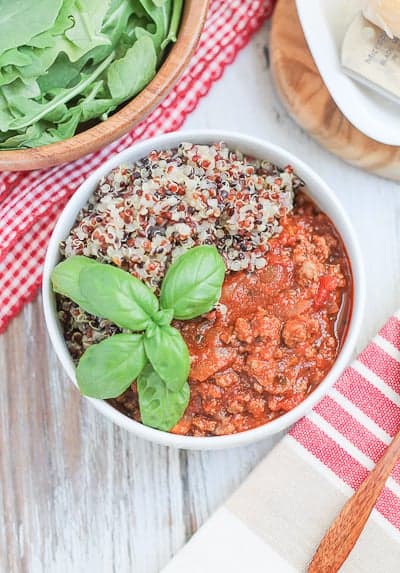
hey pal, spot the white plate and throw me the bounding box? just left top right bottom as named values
left=296, top=0, right=400, bottom=146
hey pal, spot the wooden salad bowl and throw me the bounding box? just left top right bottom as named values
left=0, top=0, right=209, bottom=172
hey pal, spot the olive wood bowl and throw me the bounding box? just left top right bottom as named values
left=0, top=0, right=209, bottom=171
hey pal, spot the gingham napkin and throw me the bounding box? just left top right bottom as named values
left=0, top=0, right=274, bottom=334
left=162, top=312, right=400, bottom=573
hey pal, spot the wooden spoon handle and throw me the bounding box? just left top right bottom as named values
left=308, top=428, right=400, bottom=573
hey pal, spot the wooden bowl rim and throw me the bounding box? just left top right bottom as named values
left=0, top=0, right=209, bottom=171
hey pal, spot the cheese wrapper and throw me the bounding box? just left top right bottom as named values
left=341, top=13, right=400, bottom=105
left=363, top=0, right=400, bottom=40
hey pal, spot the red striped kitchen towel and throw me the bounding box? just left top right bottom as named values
left=0, top=0, right=274, bottom=334
left=162, top=313, right=400, bottom=573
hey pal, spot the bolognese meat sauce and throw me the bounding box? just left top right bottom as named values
left=113, top=193, right=352, bottom=436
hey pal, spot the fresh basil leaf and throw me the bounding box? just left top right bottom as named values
left=79, top=260, right=159, bottom=331
left=153, top=308, right=174, bottom=327
left=144, top=325, right=190, bottom=391
left=76, top=333, right=146, bottom=399
left=160, top=246, right=226, bottom=320
left=51, top=255, right=99, bottom=314
left=137, top=363, right=189, bottom=431
left=145, top=321, right=157, bottom=339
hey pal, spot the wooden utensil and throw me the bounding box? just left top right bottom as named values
left=308, top=427, right=400, bottom=572
left=0, top=0, right=209, bottom=171
left=270, top=0, right=400, bottom=182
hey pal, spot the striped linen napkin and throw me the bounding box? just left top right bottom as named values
left=162, top=313, right=400, bottom=572
left=0, top=0, right=274, bottom=334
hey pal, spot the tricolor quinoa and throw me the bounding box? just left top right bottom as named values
left=59, top=142, right=302, bottom=359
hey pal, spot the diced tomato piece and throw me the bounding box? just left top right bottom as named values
left=315, top=275, right=337, bottom=309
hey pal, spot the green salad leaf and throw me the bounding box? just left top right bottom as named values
left=107, top=36, right=156, bottom=100
left=135, top=0, right=171, bottom=53
left=0, top=0, right=63, bottom=54
left=64, top=0, right=111, bottom=52
left=0, top=0, right=183, bottom=149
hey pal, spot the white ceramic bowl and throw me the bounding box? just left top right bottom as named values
left=43, top=130, right=366, bottom=450
left=296, top=0, right=400, bottom=146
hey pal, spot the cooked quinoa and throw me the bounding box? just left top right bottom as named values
left=58, top=142, right=304, bottom=360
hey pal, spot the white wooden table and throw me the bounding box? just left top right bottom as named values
left=1, top=23, right=400, bottom=573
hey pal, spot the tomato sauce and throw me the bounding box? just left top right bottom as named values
left=170, top=193, right=352, bottom=436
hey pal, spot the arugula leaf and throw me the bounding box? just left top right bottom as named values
left=161, top=0, right=183, bottom=49
left=38, top=54, right=83, bottom=92
left=144, top=325, right=190, bottom=392
left=0, top=0, right=183, bottom=148
left=80, top=97, right=115, bottom=122
left=1, top=79, right=41, bottom=102
left=135, top=0, right=171, bottom=53
left=137, top=364, right=189, bottom=431
left=26, top=0, right=76, bottom=49
left=106, top=36, right=156, bottom=101
left=65, top=0, right=111, bottom=51
left=8, top=51, right=115, bottom=131
left=160, top=246, right=226, bottom=319
left=77, top=333, right=146, bottom=398
left=78, top=259, right=159, bottom=331
left=0, top=0, right=63, bottom=54
left=47, top=107, right=82, bottom=141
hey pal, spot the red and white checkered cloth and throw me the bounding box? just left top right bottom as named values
left=162, top=313, right=400, bottom=572
left=0, top=0, right=274, bottom=334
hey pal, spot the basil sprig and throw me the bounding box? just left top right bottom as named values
left=76, top=334, right=146, bottom=399
left=79, top=263, right=159, bottom=331
left=144, top=325, right=190, bottom=392
left=51, top=246, right=225, bottom=431
left=160, top=246, right=226, bottom=319
left=137, top=364, right=190, bottom=431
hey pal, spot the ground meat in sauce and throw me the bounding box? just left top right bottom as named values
left=110, top=193, right=352, bottom=436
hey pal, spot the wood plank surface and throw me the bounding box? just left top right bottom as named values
left=1, top=22, right=400, bottom=573
left=0, top=296, right=276, bottom=573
